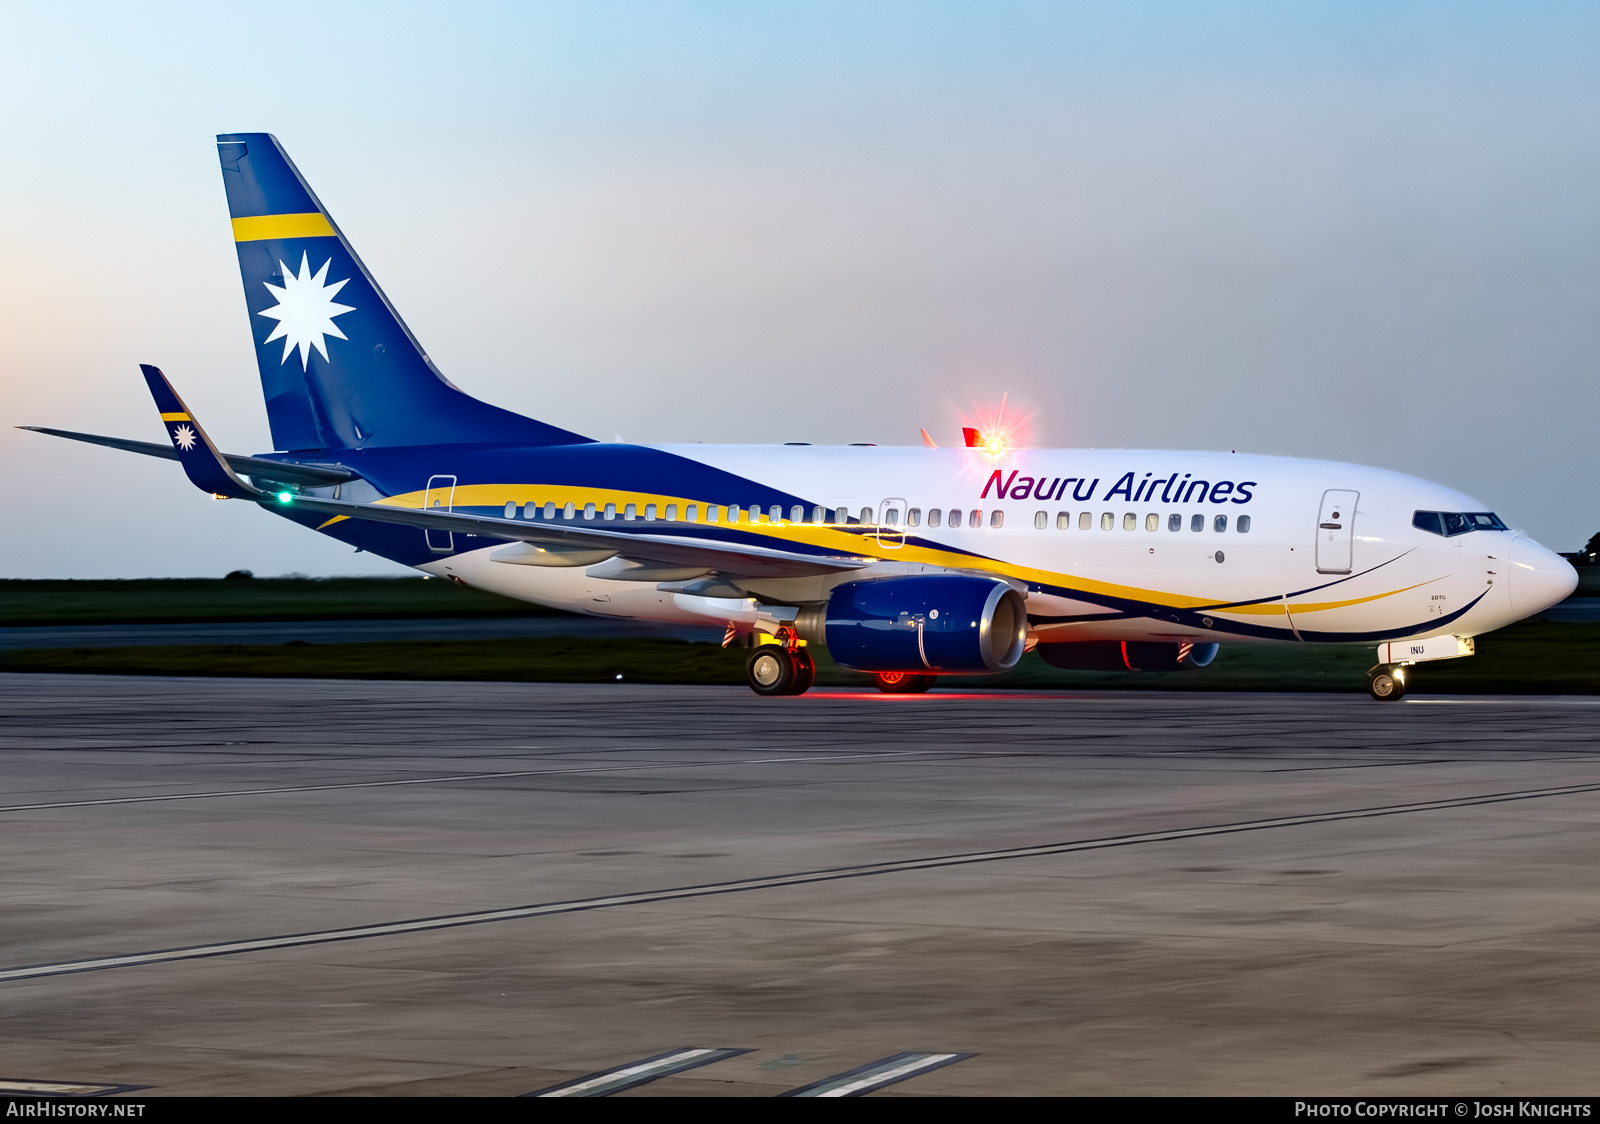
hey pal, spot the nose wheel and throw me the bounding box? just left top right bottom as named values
left=1368, top=666, right=1407, bottom=701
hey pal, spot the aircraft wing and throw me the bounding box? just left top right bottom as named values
left=281, top=494, right=873, bottom=579
left=18, top=426, right=355, bottom=486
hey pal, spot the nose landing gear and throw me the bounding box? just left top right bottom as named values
left=1368, top=666, right=1407, bottom=701
left=744, top=629, right=815, bottom=696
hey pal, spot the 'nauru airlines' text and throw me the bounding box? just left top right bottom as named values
left=981, top=469, right=1258, bottom=505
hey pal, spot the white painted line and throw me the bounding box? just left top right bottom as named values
left=0, top=750, right=936, bottom=814
left=524, top=1047, right=748, bottom=1097
left=782, top=1052, right=971, bottom=1097
left=1406, top=698, right=1600, bottom=706
left=6, top=777, right=1599, bottom=984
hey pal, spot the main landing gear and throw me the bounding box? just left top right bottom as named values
left=1368, top=665, right=1407, bottom=701
left=874, top=671, right=936, bottom=694
left=745, top=630, right=815, bottom=696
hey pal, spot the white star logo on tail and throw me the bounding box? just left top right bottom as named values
left=258, top=252, right=356, bottom=370
left=171, top=424, right=197, bottom=451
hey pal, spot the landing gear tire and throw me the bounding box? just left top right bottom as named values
left=790, top=649, right=816, bottom=695
left=875, top=671, right=936, bottom=694
left=747, top=647, right=795, bottom=696
left=1369, top=668, right=1407, bottom=701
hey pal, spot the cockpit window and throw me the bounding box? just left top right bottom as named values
left=1414, top=510, right=1508, bottom=537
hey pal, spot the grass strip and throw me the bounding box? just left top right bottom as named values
left=3, top=619, right=1596, bottom=692
left=0, top=578, right=562, bottom=627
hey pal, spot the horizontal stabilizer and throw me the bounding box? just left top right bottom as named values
left=17, top=426, right=355, bottom=486
left=277, top=493, right=871, bottom=580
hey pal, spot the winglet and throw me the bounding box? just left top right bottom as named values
left=920, top=427, right=938, bottom=449
left=138, top=365, right=261, bottom=499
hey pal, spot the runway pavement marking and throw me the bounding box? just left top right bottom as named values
left=0, top=1079, right=146, bottom=1096
left=0, top=750, right=937, bottom=814
left=778, top=1052, right=972, bottom=1097
left=521, top=1048, right=749, bottom=1097
left=6, top=777, right=1600, bottom=984
left=1406, top=698, right=1600, bottom=706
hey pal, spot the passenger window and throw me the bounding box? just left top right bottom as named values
left=885, top=508, right=901, bottom=525
left=522, top=501, right=537, bottom=520
left=644, top=503, right=656, bottom=521
left=1101, top=512, right=1114, bottom=531
left=1079, top=512, right=1091, bottom=530
left=970, top=509, right=982, bottom=528
left=990, top=509, right=1004, bottom=528
left=504, top=501, right=516, bottom=519
left=583, top=502, right=596, bottom=520
left=624, top=503, right=636, bottom=521
left=811, top=506, right=825, bottom=524
left=543, top=501, right=556, bottom=520
left=1035, top=511, right=1048, bottom=530
left=1122, top=513, right=1136, bottom=531
left=928, top=508, right=942, bottom=528
left=1145, top=513, right=1158, bottom=532
left=751, top=505, right=763, bottom=523
left=908, top=508, right=921, bottom=527
left=1214, top=514, right=1227, bottom=533
left=682, top=504, right=694, bottom=522
left=1168, top=513, right=1181, bottom=532
left=1190, top=513, right=1203, bottom=532
left=707, top=505, right=719, bottom=523
left=563, top=502, right=575, bottom=520
left=770, top=504, right=782, bottom=522
left=663, top=504, right=675, bottom=521
left=786, top=505, right=800, bottom=522
left=1237, top=515, right=1251, bottom=533
left=604, top=503, right=617, bottom=520
left=861, top=507, right=875, bottom=523
left=1057, top=512, right=1070, bottom=529
left=950, top=508, right=964, bottom=527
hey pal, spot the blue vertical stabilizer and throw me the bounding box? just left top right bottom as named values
left=216, top=133, right=591, bottom=453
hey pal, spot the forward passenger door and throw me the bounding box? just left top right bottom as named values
left=1315, top=489, right=1359, bottom=574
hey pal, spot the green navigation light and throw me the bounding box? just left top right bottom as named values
left=277, top=492, right=293, bottom=504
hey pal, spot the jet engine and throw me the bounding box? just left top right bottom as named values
left=1035, top=640, right=1220, bottom=672
left=798, top=575, right=1027, bottom=674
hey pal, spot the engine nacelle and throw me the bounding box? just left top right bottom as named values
left=809, top=575, right=1027, bottom=674
left=1036, top=640, right=1220, bottom=672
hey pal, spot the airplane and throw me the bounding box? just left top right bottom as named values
left=22, top=133, right=1580, bottom=701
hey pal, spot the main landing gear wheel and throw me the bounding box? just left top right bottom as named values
left=745, top=646, right=815, bottom=696
left=791, top=648, right=816, bottom=695
left=875, top=671, right=936, bottom=694
left=1369, top=667, right=1407, bottom=701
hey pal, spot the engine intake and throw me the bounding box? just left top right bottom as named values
left=812, top=575, right=1027, bottom=674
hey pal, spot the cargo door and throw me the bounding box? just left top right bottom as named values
left=423, top=474, right=457, bottom=553
left=1315, top=489, right=1359, bottom=574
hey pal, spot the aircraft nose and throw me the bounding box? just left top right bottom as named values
left=1506, top=535, right=1578, bottom=618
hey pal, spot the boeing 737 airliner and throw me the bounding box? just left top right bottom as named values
left=24, top=134, right=1579, bottom=699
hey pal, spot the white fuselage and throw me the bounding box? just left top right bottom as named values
left=414, top=446, right=1576, bottom=648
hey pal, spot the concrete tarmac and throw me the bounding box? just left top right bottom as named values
left=2, top=674, right=1599, bottom=1096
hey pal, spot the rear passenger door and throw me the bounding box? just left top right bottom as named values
left=1315, top=489, right=1359, bottom=574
